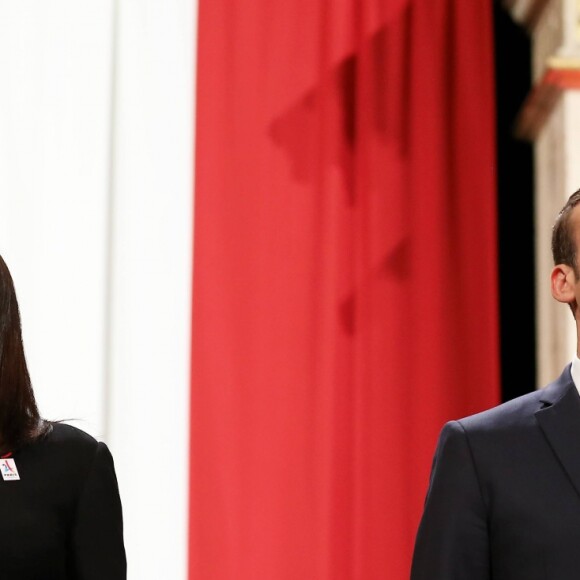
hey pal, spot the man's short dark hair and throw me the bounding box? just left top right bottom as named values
left=552, top=188, right=580, bottom=277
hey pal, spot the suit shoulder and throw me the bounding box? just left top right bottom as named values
left=41, top=421, right=100, bottom=455
left=13, top=422, right=107, bottom=491
left=455, top=388, right=544, bottom=433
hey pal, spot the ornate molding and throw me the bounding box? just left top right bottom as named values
left=515, top=57, right=580, bottom=140
left=504, top=0, right=551, bottom=30
left=511, top=0, right=580, bottom=140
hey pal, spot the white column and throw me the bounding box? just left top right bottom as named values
left=535, top=95, right=576, bottom=387
left=510, top=0, right=580, bottom=387
left=107, top=1, right=195, bottom=579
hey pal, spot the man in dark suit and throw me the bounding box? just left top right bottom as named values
left=411, top=189, right=580, bottom=579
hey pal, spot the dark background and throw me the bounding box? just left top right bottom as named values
left=494, top=2, right=536, bottom=401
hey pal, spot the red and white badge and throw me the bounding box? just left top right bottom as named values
left=0, top=458, right=20, bottom=481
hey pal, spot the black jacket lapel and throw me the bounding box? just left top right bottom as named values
left=536, top=364, right=580, bottom=499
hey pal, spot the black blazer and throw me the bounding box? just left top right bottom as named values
left=0, top=422, right=126, bottom=579
left=411, top=364, right=580, bottom=579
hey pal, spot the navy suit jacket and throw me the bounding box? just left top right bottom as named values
left=411, top=364, right=580, bottom=579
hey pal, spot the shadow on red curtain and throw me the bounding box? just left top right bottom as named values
left=190, top=0, right=500, bottom=578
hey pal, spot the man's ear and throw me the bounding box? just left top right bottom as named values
left=551, top=264, right=577, bottom=304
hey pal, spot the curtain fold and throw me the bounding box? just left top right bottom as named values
left=190, top=0, right=499, bottom=577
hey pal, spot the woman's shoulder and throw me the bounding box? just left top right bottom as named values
left=11, top=422, right=120, bottom=518
left=20, top=421, right=105, bottom=469
left=14, top=421, right=118, bottom=493
left=37, top=421, right=103, bottom=457
left=44, top=421, right=99, bottom=445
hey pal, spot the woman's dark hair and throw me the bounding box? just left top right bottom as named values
left=0, top=255, right=52, bottom=454
left=552, top=188, right=580, bottom=276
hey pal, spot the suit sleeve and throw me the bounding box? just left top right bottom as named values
left=70, top=442, right=127, bottom=579
left=410, top=420, right=490, bottom=579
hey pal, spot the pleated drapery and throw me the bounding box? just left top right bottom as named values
left=190, top=0, right=500, bottom=577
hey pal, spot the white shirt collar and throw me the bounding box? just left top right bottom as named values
left=571, top=355, right=580, bottom=394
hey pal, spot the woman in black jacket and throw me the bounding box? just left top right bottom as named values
left=0, top=255, right=126, bottom=579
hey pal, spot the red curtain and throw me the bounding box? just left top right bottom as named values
left=190, top=0, right=500, bottom=578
